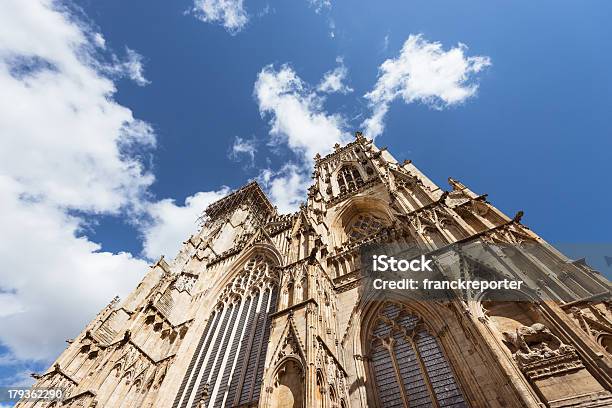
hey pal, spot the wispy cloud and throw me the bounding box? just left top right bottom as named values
left=382, top=33, right=389, bottom=53
left=140, top=188, right=230, bottom=261
left=257, top=163, right=308, bottom=213
left=308, top=0, right=332, bottom=14
left=192, top=0, right=249, bottom=34
left=191, top=0, right=330, bottom=34
left=362, top=34, right=491, bottom=138
left=229, top=135, right=257, bottom=166
left=121, top=47, right=150, bottom=86
left=317, top=57, right=353, bottom=94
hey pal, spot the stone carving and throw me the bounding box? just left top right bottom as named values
left=173, top=273, right=197, bottom=293
left=503, top=323, right=561, bottom=354
left=502, top=323, right=583, bottom=379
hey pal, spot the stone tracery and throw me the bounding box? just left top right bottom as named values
left=365, top=301, right=467, bottom=408
left=337, top=165, right=364, bottom=195
left=172, top=253, right=279, bottom=408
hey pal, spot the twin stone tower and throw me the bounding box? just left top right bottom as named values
left=20, top=133, right=612, bottom=408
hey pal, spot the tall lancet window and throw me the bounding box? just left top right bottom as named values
left=173, top=254, right=279, bottom=408
left=367, top=302, right=468, bottom=408
left=337, top=165, right=364, bottom=194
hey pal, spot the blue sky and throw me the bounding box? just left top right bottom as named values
left=1, top=0, right=611, bottom=392
left=85, top=0, right=611, bottom=244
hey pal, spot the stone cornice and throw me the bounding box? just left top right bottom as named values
left=107, top=334, right=177, bottom=365
left=269, top=298, right=318, bottom=319
left=147, top=302, right=194, bottom=329
left=38, top=364, right=79, bottom=385
left=561, top=291, right=612, bottom=309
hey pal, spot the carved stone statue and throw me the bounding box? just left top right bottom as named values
left=502, top=323, right=561, bottom=353
left=502, top=323, right=576, bottom=365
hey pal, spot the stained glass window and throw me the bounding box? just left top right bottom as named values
left=347, top=214, right=385, bottom=242
left=367, top=302, right=468, bottom=408
left=173, top=255, right=278, bottom=408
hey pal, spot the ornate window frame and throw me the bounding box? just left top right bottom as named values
left=329, top=196, right=394, bottom=249
left=361, top=301, right=469, bottom=408
left=173, top=248, right=281, bottom=408
left=330, top=162, right=367, bottom=197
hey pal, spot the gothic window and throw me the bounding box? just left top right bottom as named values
left=347, top=214, right=385, bottom=242
left=367, top=302, right=467, bottom=408
left=172, top=254, right=279, bottom=408
left=337, top=165, right=364, bottom=194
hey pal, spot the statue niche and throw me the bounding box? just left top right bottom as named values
left=270, top=360, right=304, bottom=408
left=502, top=322, right=574, bottom=365
left=485, top=300, right=608, bottom=405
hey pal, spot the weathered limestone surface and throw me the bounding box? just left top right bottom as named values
left=19, top=133, right=612, bottom=407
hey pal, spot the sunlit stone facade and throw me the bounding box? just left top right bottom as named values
left=20, top=133, right=612, bottom=407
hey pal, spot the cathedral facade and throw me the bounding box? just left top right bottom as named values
left=20, top=133, right=612, bottom=408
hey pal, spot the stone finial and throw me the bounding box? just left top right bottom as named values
left=513, top=210, right=524, bottom=223
left=448, top=177, right=466, bottom=191
left=314, top=153, right=321, bottom=161
left=333, top=143, right=341, bottom=151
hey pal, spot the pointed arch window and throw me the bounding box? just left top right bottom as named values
left=173, top=254, right=279, bottom=408
left=337, top=165, right=364, bottom=194
left=367, top=302, right=468, bottom=408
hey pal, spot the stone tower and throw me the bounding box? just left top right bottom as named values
left=19, top=133, right=612, bottom=408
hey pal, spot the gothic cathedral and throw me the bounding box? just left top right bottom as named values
left=20, top=133, right=612, bottom=407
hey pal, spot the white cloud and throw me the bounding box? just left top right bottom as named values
left=121, top=47, right=150, bottom=86
left=382, top=34, right=389, bottom=53
left=0, top=1, right=155, bottom=213
left=253, top=64, right=348, bottom=212
left=308, top=0, right=331, bottom=14
left=258, top=164, right=309, bottom=214
left=1, top=370, right=33, bottom=388
left=254, top=63, right=351, bottom=213
left=141, top=189, right=230, bottom=261
left=229, top=136, right=257, bottom=166
left=254, top=63, right=350, bottom=161
left=192, top=0, right=249, bottom=34
left=257, top=4, right=273, bottom=18
left=329, top=19, right=336, bottom=39
left=0, top=176, right=148, bottom=361
left=103, top=47, right=150, bottom=86
left=363, top=34, right=491, bottom=138
left=317, top=57, right=353, bottom=94
left=0, top=1, right=237, bottom=372
left=0, top=0, right=155, bottom=364
left=93, top=32, right=106, bottom=48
